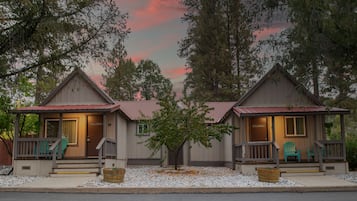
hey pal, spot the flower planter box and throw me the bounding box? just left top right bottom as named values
left=257, top=168, right=280, bottom=183
left=103, top=168, right=125, bottom=183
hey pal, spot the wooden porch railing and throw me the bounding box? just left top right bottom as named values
left=49, top=138, right=61, bottom=168
left=234, top=141, right=279, bottom=167
left=96, top=137, right=117, bottom=172
left=315, top=140, right=345, bottom=171
left=15, top=138, right=58, bottom=159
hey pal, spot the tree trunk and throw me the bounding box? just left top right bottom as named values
left=312, top=61, right=319, bottom=100
left=0, top=137, right=12, bottom=157
left=174, top=144, right=184, bottom=170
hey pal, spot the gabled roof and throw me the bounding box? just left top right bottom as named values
left=13, top=103, right=121, bottom=114
left=40, top=68, right=115, bottom=106
left=206, top=102, right=237, bottom=123
left=236, top=63, right=322, bottom=106
left=117, top=100, right=161, bottom=120
left=233, top=106, right=350, bottom=117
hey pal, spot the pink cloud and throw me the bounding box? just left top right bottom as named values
left=121, top=0, right=184, bottom=31
left=89, top=75, right=106, bottom=90
left=254, top=23, right=290, bottom=41
left=164, top=66, right=192, bottom=79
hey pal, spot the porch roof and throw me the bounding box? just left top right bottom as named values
left=233, top=106, right=349, bottom=117
left=12, top=103, right=121, bottom=114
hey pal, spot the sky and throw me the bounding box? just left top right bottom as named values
left=85, top=0, right=287, bottom=93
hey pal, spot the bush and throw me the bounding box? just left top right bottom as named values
left=346, top=135, right=357, bottom=170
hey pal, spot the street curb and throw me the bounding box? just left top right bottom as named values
left=1, top=186, right=357, bottom=194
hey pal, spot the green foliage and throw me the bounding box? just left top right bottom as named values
left=0, top=0, right=129, bottom=105
left=0, top=93, right=13, bottom=134
left=104, top=58, right=138, bottom=100
left=261, top=0, right=356, bottom=101
left=346, top=134, right=357, bottom=170
left=179, top=0, right=262, bottom=101
left=136, top=60, right=172, bottom=100
left=146, top=93, right=232, bottom=170
left=104, top=58, right=172, bottom=101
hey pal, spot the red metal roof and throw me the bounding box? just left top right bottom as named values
left=206, top=102, right=237, bottom=123
left=117, top=100, right=160, bottom=120
left=13, top=103, right=121, bottom=113
left=233, top=106, right=349, bottom=117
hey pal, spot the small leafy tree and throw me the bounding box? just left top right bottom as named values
left=146, top=93, right=232, bottom=170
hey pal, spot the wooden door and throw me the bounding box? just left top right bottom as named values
left=250, top=117, right=268, bottom=141
left=87, top=115, right=103, bottom=157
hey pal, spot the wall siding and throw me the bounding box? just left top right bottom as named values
left=47, top=75, right=107, bottom=105
left=126, top=121, right=160, bottom=159
left=42, top=113, right=87, bottom=158
left=241, top=71, right=315, bottom=106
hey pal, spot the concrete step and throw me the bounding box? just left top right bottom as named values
left=56, top=163, right=99, bottom=169
left=280, top=166, right=324, bottom=176
left=49, top=172, right=98, bottom=177
left=53, top=168, right=99, bottom=173
left=56, top=159, right=99, bottom=164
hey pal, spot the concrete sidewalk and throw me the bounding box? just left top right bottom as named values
left=0, top=175, right=357, bottom=193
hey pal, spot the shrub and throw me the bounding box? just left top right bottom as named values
left=346, top=135, right=357, bottom=170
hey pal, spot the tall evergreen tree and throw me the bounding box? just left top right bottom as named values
left=262, top=0, right=356, bottom=103
left=179, top=0, right=262, bottom=101
left=104, top=58, right=172, bottom=101
left=136, top=60, right=173, bottom=100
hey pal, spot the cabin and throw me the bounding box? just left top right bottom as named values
left=232, top=64, right=350, bottom=175
left=11, top=64, right=350, bottom=176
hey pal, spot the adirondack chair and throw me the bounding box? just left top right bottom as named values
left=55, top=136, right=68, bottom=158
left=283, top=142, right=301, bottom=162
left=307, top=148, right=314, bottom=162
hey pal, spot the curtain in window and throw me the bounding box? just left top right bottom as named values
left=63, top=120, right=76, bottom=144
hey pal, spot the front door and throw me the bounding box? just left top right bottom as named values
left=250, top=117, right=268, bottom=141
left=87, top=115, right=103, bottom=157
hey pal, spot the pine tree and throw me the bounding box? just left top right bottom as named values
left=179, top=0, right=262, bottom=101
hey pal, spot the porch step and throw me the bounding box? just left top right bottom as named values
left=50, top=159, right=101, bottom=177
left=280, top=166, right=324, bottom=176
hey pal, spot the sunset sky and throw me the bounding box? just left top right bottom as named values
left=86, top=0, right=287, bottom=92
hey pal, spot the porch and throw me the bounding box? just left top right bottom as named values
left=232, top=106, right=350, bottom=175
left=12, top=104, right=121, bottom=176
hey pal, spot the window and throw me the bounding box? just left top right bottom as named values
left=136, top=122, right=150, bottom=136
left=285, top=116, right=306, bottom=137
left=45, top=119, right=78, bottom=145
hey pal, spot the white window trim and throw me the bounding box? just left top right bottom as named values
left=136, top=122, right=150, bottom=136
left=284, top=116, right=306, bottom=137
left=45, top=119, right=78, bottom=145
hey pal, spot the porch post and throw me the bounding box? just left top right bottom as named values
left=241, top=117, right=246, bottom=163
left=13, top=114, right=20, bottom=160
left=58, top=113, right=63, bottom=159
left=231, top=115, right=236, bottom=170
left=271, top=116, right=278, bottom=166
left=103, top=113, right=107, bottom=157
left=340, top=114, right=346, bottom=161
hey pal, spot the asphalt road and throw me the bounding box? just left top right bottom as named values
left=1, top=192, right=357, bottom=201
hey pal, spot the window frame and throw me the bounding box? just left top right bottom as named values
left=284, top=116, right=306, bottom=137
left=136, top=121, right=150, bottom=136
left=45, top=118, right=78, bottom=145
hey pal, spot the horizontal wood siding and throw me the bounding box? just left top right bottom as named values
left=190, top=140, right=224, bottom=162
left=42, top=113, right=87, bottom=158
left=47, top=75, right=107, bottom=105
left=126, top=121, right=160, bottom=159
left=241, top=71, right=315, bottom=107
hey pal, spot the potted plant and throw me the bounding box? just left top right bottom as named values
left=103, top=164, right=125, bottom=183
left=257, top=167, right=280, bottom=183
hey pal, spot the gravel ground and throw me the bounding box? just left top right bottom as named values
left=83, top=166, right=300, bottom=188
left=0, top=166, right=356, bottom=188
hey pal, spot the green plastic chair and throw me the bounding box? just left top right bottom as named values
left=283, top=142, right=301, bottom=162
left=55, top=137, right=68, bottom=158
left=307, top=148, right=314, bottom=162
